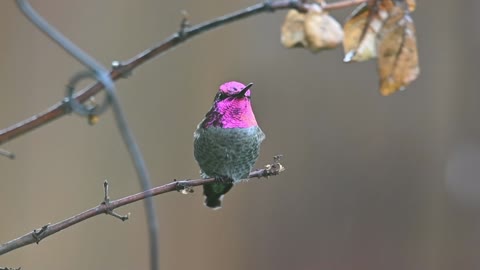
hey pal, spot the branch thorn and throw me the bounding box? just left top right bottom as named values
left=178, top=10, right=190, bottom=38
left=32, top=223, right=50, bottom=244
left=111, top=60, right=132, bottom=78
left=263, top=0, right=274, bottom=12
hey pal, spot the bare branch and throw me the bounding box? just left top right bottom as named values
left=0, top=0, right=366, bottom=145
left=0, top=161, right=285, bottom=256
left=320, top=0, right=368, bottom=10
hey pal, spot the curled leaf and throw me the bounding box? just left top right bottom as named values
left=377, top=5, right=419, bottom=96
left=281, top=10, right=308, bottom=48
left=342, top=3, right=380, bottom=62
left=281, top=5, right=343, bottom=52
left=342, top=0, right=420, bottom=95
left=304, top=5, right=343, bottom=52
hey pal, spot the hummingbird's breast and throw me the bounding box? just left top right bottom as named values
left=193, top=126, right=265, bottom=182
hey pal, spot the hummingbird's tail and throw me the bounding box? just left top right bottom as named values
left=203, top=182, right=233, bottom=209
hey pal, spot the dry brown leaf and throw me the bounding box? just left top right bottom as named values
left=342, top=0, right=420, bottom=94
left=304, top=5, right=343, bottom=52
left=281, top=10, right=308, bottom=48
left=343, top=3, right=380, bottom=62
left=377, top=5, right=419, bottom=96
left=281, top=5, right=343, bottom=52
left=378, top=0, right=415, bottom=12
left=406, top=0, right=416, bottom=12
left=377, top=0, right=396, bottom=11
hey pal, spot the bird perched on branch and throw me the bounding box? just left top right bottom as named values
left=194, top=81, right=265, bottom=209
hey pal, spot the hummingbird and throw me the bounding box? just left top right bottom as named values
left=194, top=81, right=265, bottom=209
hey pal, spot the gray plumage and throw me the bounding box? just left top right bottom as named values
left=194, top=125, right=265, bottom=208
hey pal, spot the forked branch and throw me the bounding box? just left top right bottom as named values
left=0, top=160, right=285, bottom=256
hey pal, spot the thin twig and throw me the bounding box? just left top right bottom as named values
left=0, top=0, right=366, bottom=145
left=103, top=180, right=130, bottom=221
left=14, top=1, right=159, bottom=270
left=319, top=0, right=368, bottom=10
left=0, top=162, right=285, bottom=256
left=0, top=148, right=15, bottom=159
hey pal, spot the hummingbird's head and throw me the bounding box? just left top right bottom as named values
left=202, top=81, right=258, bottom=129
left=217, top=81, right=252, bottom=99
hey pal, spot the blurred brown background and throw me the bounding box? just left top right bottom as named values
left=1, top=1, right=480, bottom=269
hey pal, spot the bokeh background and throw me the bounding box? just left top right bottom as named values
left=1, top=1, right=480, bottom=269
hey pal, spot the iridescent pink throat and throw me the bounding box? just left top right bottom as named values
left=202, top=96, right=258, bottom=129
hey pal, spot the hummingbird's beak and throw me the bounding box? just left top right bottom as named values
left=235, top=83, right=253, bottom=98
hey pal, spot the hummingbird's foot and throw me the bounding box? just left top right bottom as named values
left=215, top=176, right=234, bottom=184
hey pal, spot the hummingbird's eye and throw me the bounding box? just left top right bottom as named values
left=218, top=92, right=229, bottom=100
